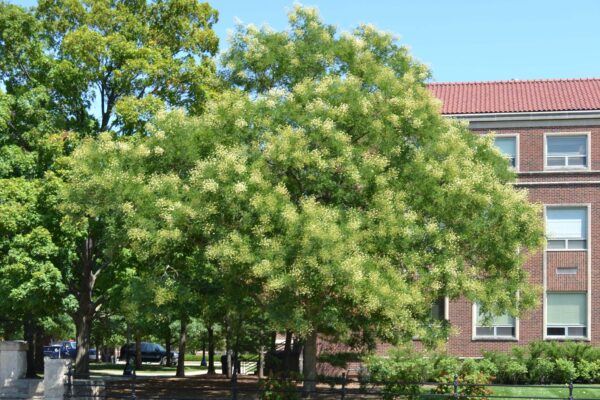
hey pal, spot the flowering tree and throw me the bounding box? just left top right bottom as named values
left=217, top=6, right=544, bottom=391
left=62, top=6, right=544, bottom=389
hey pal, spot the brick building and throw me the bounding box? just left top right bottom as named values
left=427, top=78, right=600, bottom=357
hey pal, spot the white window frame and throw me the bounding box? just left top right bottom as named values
left=471, top=303, right=519, bottom=341
left=544, top=292, right=588, bottom=340
left=544, top=205, right=588, bottom=251
left=492, top=133, right=519, bottom=172
left=544, top=132, right=590, bottom=171
left=543, top=204, right=592, bottom=342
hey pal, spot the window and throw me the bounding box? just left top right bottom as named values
left=475, top=304, right=516, bottom=338
left=546, top=135, right=588, bottom=168
left=546, top=207, right=587, bottom=250
left=430, top=297, right=446, bottom=320
left=546, top=292, right=587, bottom=338
left=493, top=136, right=517, bottom=168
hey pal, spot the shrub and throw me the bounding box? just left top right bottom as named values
left=482, top=351, right=512, bottom=383
left=504, top=360, right=528, bottom=384
left=529, top=358, right=554, bottom=384
left=366, top=348, right=433, bottom=399
left=366, top=348, right=493, bottom=400
left=258, top=374, right=301, bottom=400
left=553, top=358, right=578, bottom=383
left=577, top=359, right=600, bottom=383
left=477, top=358, right=498, bottom=379
left=365, top=340, right=600, bottom=393
left=432, top=358, right=492, bottom=400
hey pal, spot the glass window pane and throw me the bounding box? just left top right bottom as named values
left=547, top=240, right=566, bottom=249
left=476, top=327, right=494, bottom=336
left=547, top=327, right=566, bottom=336
left=567, top=327, right=586, bottom=337
left=430, top=298, right=445, bottom=320
left=547, top=293, right=587, bottom=325
left=546, top=208, right=587, bottom=240
left=496, top=326, right=515, bottom=337
left=567, top=240, right=587, bottom=250
left=568, top=156, right=587, bottom=166
left=547, top=136, right=587, bottom=156
left=547, top=156, right=566, bottom=166
left=494, top=137, right=516, bottom=159
left=476, top=304, right=515, bottom=327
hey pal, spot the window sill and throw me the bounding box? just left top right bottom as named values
left=472, top=337, right=518, bottom=342
left=543, top=167, right=590, bottom=172
left=545, top=249, right=587, bottom=252
left=519, top=170, right=600, bottom=175
left=545, top=337, right=590, bottom=342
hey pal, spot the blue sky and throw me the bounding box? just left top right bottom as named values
left=11, top=0, right=600, bottom=82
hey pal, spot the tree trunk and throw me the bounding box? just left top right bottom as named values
left=23, top=315, right=36, bottom=378
left=283, top=330, right=292, bottom=375
left=176, top=319, right=187, bottom=377
left=166, top=334, right=172, bottom=367
left=259, top=345, right=265, bottom=378
left=74, top=311, right=92, bottom=378
left=225, top=334, right=232, bottom=378
left=135, top=334, right=142, bottom=370
left=34, top=328, right=45, bottom=373
left=302, top=331, right=318, bottom=397
left=74, top=235, right=97, bottom=378
left=207, top=325, right=215, bottom=375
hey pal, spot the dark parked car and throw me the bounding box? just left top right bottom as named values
left=119, top=342, right=177, bottom=366
left=43, top=341, right=96, bottom=359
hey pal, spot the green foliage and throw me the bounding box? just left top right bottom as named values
left=504, top=360, right=528, bottom=384
left=0, top=0, right=220, bottom=370
left=318, top=352, right=362, bottom=369
left=258, top=375, right=302, bottom=400
left=367, top=340, right=600, bottom=395
left=366, top=347, right=493, bottom=400
left=218, top=5, right=545, bottom=353
left=554, top=358, right=578, bottom=383
left=529, top=358, right=555, bottom=384
left=0, top=0, right=219, bottom=136
left=364, top=341, right=600, bottom=390
left=577, top=359, right=600, bottom=384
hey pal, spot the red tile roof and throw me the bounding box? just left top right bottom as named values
left=427, top=78, right=600, bottom=114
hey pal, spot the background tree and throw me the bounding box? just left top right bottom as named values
left=0, top=0, right=220, bottom=376
left=219, top=6, right=545, bottom=393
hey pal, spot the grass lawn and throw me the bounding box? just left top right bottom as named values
left=490, top=385, right=600, bottom=399
left=89, top=363, right=208, bottom=376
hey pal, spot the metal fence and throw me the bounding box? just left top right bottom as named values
left=62, top=367, right=600, bottom=400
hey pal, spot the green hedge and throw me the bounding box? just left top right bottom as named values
left=482, top=341, right=600, bottom=384
left=365, top=341, right=600, bottom=391
left=365, top=347, right=491, bottom=400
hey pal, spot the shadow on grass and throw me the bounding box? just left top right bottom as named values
left=90, top=363, right=208, bottom=372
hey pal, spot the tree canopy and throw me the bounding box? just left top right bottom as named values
left=0, top=0, right=220, bottom=376
left=0, top=2, right=544, bottom=385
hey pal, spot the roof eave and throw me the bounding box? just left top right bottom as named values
left=443, top=109, right=600, bottom=129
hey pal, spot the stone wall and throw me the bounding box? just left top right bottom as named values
left=0, top=341, right=28, bottom=387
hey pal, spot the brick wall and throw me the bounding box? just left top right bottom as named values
left=369, top=124, right=600, bottom=358
left=440, top=125, right=600, bottom=357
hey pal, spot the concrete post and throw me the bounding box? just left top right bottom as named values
left=43, top=358, right=69, bottom=400
left=0, top=341, right=28, bottom=387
